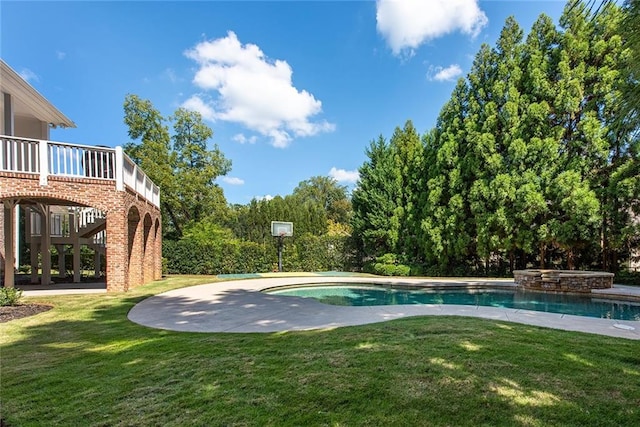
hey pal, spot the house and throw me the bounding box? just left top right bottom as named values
left=0, top=59, right=162, bottom=291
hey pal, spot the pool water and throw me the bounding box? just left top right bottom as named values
left=266, top=285, right=640, bottom=321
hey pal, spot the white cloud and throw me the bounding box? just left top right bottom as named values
left=18, top=68, right=39, bottom=83
left=56, top=51, right=66, bottom=60
left=181, top=95, right=216, bottom=121
left=428, top=64, right=463, bottom=82
left=329, top=167, right=359, bottom=184
left=232, top=133, right=258, bottom=144
left=376, top=0, right=488, bottom=56
left=222, top=176, right=245, bottom=185
left=184, top=31, right=335, bottom=148
left=257, top=194, right=274, bottom=201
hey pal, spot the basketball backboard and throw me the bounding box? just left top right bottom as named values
left=271, top=221, right=293, bottom=237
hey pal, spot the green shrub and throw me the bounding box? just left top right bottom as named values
left=161, top=257, right=168, bottom=276
left=371, top=263, right=393, bottom=276
left=0, top=287, right=23, bottom=307
left=365, top=254, right=411, bottom=276
left=615, top=270, right=640, bottom=286
left=394, top=264, right=411, bottom=276
left=163, top=233, right=352, bottom=275
left=163, top=238, right=274, bottom=275
left=409, top=264, right=425, bottom=276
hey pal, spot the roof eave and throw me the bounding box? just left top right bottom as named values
left=1, top=59, right=76, bottom=129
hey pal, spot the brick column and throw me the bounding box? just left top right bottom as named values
left=154, top=217, right=162, bottom=280
left=0, top=207, right=5, bottom=282
left=2, top=201, right=15, bottom=288
left=142, top=213, right=153, bottom=285
left=127, top=207, right=143, bottom=289
left=106, top=207, right=128, bottom=292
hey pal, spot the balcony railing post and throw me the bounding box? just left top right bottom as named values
left=39, top=139, right=49, bottom=186
left=115, top=146, right=124, bottom=191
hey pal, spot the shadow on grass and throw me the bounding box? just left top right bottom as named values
left=1, top=286, right=639, bottom=426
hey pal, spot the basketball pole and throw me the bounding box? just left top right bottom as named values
left=277, top=234, right=284, bottom=272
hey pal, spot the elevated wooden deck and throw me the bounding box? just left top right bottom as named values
left=1, top=135, right=162, bottom=291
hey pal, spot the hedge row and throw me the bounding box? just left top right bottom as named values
left=163, top=234, right=353, bottom=275
left=163, top=239, right=272, bottom=275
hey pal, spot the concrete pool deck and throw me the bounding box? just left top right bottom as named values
left=127, top=276, right=640, bottom=340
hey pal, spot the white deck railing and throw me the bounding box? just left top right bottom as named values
left=0, top=135, right=160, bottom=208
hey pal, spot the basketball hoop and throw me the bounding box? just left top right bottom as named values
left=271, top=221, right=293, bottom=237
left=271, top=221, right=293, bottom=272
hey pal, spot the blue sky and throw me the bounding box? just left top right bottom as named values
left=2, top=0, right=567, bottom=205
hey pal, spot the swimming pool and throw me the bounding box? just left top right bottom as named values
left=266, top=284, right=640, bottom=321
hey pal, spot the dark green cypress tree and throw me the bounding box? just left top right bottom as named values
left=421, top=79, right=474, bottom=272
left=351, top=136, right=400, bottom=260
left=389, top=120, right=424, bottom=261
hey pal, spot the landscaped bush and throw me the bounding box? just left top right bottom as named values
left=615, top=270, right=640, bottom=286
left=0, top=287, right=23, bottom=306
left=163, top=233, right=353, bottom=275
left=290, top=234, right=353, bottom=272
left=163, top=238, right=273, bottom=275
left=365, top=253, right=411, bottom=276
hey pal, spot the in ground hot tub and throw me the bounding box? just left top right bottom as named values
left=513, top=269, right=614, bottom=293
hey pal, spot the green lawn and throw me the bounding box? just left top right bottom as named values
left=1, top=276, right=639, bottom=426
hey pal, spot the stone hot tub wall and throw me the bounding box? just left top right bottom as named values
left=513, top=269, right=614, bottom=293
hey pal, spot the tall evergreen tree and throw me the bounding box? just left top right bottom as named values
left=588, top=4, right=640, bottom=270
left=464, top=18, right=528, bottom=271
left=421, top=80, right=474, bottom=271
left=389, top=120, right=424, bottom=260
left=351, top=136, right=400, bottom=259
left=518, top=13, right=563, bottom=267
left=350, top=2, right=637, bottom=273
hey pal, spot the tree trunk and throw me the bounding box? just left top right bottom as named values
left=567, top=248, right=575, bottom=270
left=539, top=244, right=546, bottom=269
left=601, top=211, right=609, bottom=271
left=509, top=250, right=515, bottom=273
left=163, top=202, right=182, bottom=238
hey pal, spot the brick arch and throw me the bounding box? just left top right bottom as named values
left=2, top=172, right=162, bottom=292
left=127, top=205, right=143, bottom=291
left=143, top=213, right=154, bottom=285
left=0, top=175, right=123, bottom=213
left=0, top=193, right=109, bottom=214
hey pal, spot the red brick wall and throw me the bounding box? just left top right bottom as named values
left=142, top=214, right=154, bottom=285
left=0, top=172, right=162, bottom=291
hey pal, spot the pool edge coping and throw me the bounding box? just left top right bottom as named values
left=127, top=276, right=640, bottom=340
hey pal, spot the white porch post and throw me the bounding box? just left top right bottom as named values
left=39, top=139, right=49, bottom=186
left=3, top=200, right=15, bottom=288
left=70, top=212, right=81, bottom=283
left=115, top=146, right=124, bottom=191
